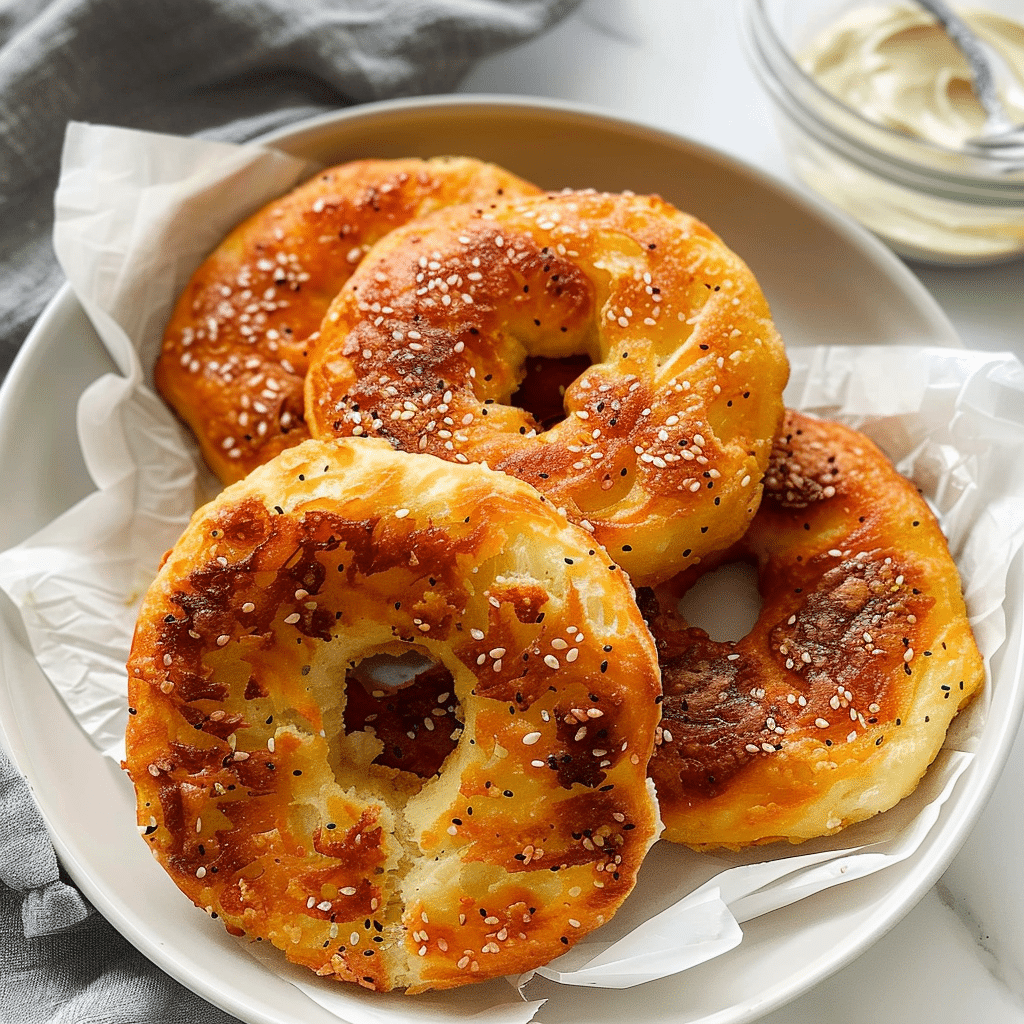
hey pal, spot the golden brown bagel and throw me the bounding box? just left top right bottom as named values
left=304, top=189, right=789, bottom=587
left=644, top=410, right=984, bottom=849
left=156, top=157, right=541, bottom=483
left=124, top=437, right=662, bottom=992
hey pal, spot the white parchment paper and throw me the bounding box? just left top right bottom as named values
left=0, top=121, right=1022, bottom=1023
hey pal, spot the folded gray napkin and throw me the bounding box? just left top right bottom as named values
left=0, top=1, right=579, bottom=1019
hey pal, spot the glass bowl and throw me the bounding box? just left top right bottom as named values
left=743, top=0, right=1024, bottom=265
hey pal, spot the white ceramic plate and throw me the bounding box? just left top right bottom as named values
left=1, top=96, right=1020, bottom=1024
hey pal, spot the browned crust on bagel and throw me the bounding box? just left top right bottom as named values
left=646, top=410, right=984, bottom=849
left=124, top=438, right=662, bottom=992
left=304, top=189, right=788, bottom=587
left=156, top=157, right=541, bottom=483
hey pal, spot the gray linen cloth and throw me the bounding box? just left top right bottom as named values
left=0, top=1, right=579, bottom=1019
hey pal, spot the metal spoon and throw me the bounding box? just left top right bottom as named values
left=913, top=0, right=1024, bottom=156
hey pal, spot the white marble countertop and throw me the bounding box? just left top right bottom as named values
left=460, top=2, right=1024, bottom=1021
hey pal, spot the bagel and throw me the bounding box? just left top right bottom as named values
left=124, top=437, right=663, bottom=992
left=304, top=189, right=789, bottom=587
left=643, top=409, right=984, bottom=850
left=156, top=157, right=542, bottom=484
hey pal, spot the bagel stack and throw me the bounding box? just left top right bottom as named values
left=131, top=153, right=982, bottom=992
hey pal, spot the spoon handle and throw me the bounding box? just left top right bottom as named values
left=913, top=0, right=1015, bottom=133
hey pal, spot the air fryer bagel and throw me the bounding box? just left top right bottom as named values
left=137, top=143, right=989, bottom=992
left=124, top=437, right=663, bottom=992
left=304, top=189, right=789, bottom=587
left=645, top=410, right=984, bottom=849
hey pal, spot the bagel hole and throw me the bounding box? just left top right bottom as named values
left=343, top=648, right=463, bottom=779
left=676, top=561, right=762, bottom=642
left=510, top=354, right=593, bottom=430
left=352, top=650, right=437, bottom=690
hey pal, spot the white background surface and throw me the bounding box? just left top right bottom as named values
left=457, top=1, right=1024, bottom=1021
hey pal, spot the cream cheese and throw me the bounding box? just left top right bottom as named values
left=778, top=3, right=1024, bottom=263
left=801, top=4, right=1024, bottom=151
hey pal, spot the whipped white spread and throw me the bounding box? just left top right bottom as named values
left=801, top=4, right=1024, bottom=151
